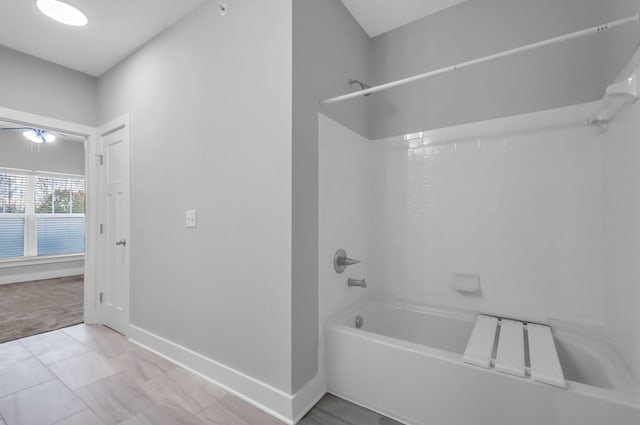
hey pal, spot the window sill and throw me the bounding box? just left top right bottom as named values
left=0, top=254, right=85, bottom=269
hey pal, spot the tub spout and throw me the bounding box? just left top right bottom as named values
left=348, top=278, right=367, bottom=288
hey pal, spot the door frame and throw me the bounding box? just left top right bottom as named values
left=0, top=106, right=100, bottom=324
left=97, top=114, right=131, bottom=335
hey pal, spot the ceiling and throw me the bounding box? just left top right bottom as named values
left=1, top=0, right=470, bottom=76
left=0, top=0, right=207, bottom=76
left=340, top=0, right=468, bottom=37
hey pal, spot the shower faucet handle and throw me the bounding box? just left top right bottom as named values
left=334, top=249, right=361, bottom=273
left=339, top=257, right=361, bottom=266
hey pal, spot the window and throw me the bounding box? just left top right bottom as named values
left=0, top=170, right=85, bottom=260
left=0, top=173, right=27, bottom=213
left=34, top=176, right=85, bottom=214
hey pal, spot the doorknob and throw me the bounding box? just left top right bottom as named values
left=115, top=239, right=127, bottom=246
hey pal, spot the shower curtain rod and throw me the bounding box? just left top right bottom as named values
left=320, top=14, right=640, bottom=106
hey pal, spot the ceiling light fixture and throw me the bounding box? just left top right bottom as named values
left=37, top=0, right=88, bottom=27
left=23, top=129, right=56, bottom=144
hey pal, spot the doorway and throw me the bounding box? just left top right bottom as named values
left=0, top=106, right=100, bottom=340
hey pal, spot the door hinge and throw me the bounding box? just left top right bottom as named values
left=95, top=154, right=103, bottom=165
left=99, top=292, right=103, bottom=304
left=100, top=224, right=103, bottom=234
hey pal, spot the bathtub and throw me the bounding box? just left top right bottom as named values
left=324, top=301, right=640, bottom=425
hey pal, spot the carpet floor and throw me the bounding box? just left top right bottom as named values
left=0, top=275, right=84, bottom=343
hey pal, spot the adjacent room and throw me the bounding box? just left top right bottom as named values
left=0, top=124, right=86, bottom=342
left=0, top=1, right=639, bottom=425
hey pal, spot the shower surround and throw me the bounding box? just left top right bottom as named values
left=318, top=91, right=640, bottom=423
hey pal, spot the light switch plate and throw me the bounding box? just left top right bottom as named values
left=186, top=210, right=197, bottom=228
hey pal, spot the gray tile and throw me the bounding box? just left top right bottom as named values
left=117, top=416, right=147, bottom=425
left=0, top=380, right=85, bottom=425
left=311, top=395, right=403, bottom=425
left=53, top=409, right=105, bottom=425
left=217, top=395, right=284, bottom=425
left=106, top=351, right=165, bottom=385
left=23, top=332, right=91, bottom=365
left=140, top=374, right=203, bottom=415
left=301, top=408, right=403, bottom=425
left=164, top=368, right=205, bottom=393
left=0, top=341, right=33, bottom=370
left=62, top=324, right=113, bottom=344
left=48, top=351, right=116, bottom=390
left=75, top=373, right=154, bottom=425
left=154, top=370, right=279, bottom=424
left=64, top=325, right=133, bottom=358
left=136, top=403, right=211, bottom=425
left=85, top=333, right=134, bottom=358
left=199, top=400, right=252, bottom=425
left=298, top=408, right=351, bottom=425
left=131, top=345, right=177, bottom=372
left=19, top=330, right=71, bottom=349
left=0, top=357, right=54, bottom=398
left=165, top=368, right=226, bottom=410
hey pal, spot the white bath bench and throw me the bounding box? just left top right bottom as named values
left=463, top=315, right=566, bottom=388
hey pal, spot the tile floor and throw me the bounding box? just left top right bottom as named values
left=0, top=324, right=400, bottom=425
left=298, top=394, right=402, bottom=425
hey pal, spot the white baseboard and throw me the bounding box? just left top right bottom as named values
left=128, top=325, right=326, bottom=424
left=292, top=373, right=326, bottom=423
left=129, top=324, right=329, bottom=424
left=0, top=267, right=84, bottom=285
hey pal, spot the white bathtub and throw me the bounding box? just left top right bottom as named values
left=325, top=301, right=640, bottom=425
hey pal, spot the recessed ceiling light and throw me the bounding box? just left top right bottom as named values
left=37, top=0, right=88, bottom=27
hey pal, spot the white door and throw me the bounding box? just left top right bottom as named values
left=99, top=117, right=130, bottom=334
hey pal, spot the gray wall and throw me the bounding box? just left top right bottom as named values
left=0, top=261, right=84, bottom=285
left=0, top=131, right=85, bottom=175
left=2, top=0, right=636, bottom=398
left=0, top=45, right=97, bottom=126
left=98, top=0, right=294, bottom=392
left=368, top=0, right=640, bottom=139
left=292, top=0, right=372, bottom=392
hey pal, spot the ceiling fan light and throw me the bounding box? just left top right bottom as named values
left=45, top=133, right=56, bottom=143
left=37, top=0, right=88, bottom=27
left=23, top=130, right=42, bottom=143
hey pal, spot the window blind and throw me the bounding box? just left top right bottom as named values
left=0, top=217, right=25, bottom=259
left=37, top=216, right=85, bottom=256
left=0, top=173, right=27, bottom=259
left=0, top=171, right=85, bottom=259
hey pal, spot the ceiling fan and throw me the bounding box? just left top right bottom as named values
left=0, top=126, right=58, bottom=144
